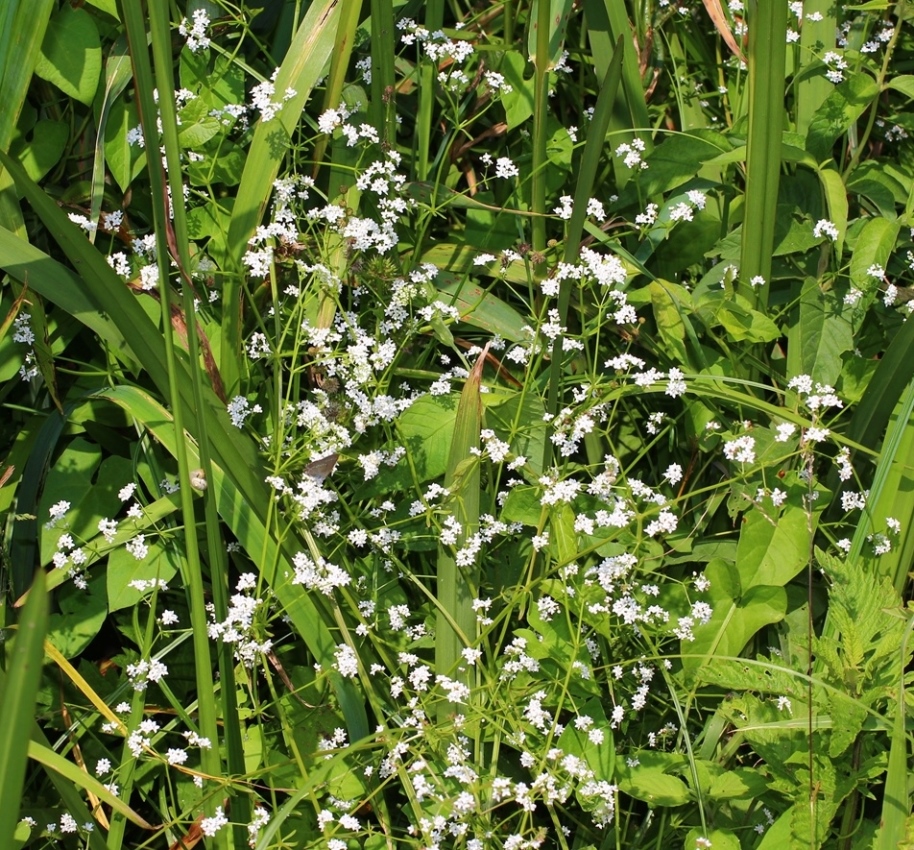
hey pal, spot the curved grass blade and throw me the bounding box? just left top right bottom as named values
left=0, top=0, right=55, bottom=235
left=313, top=0, right=362, bottom=173
left=0, top=571, right=48, bottom=845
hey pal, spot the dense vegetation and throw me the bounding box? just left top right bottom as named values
left=1, top=0, right=914, bottom=847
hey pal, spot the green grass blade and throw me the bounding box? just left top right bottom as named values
left=0, top=572, right=48, bottom=844
left=875, top=614, right=914, bottom=850
left=795, top=0, right=834, bottom=137
left=529, top=0, right=554, bottom=262
left=0, top=0, right=54, bottom=236
left=414, top=0, right=443, bottom=180
left=740, top=0, right=787, bottom=308
left=582, top=0, right=651, bottom=188
left=224, top=0, right=341, bottom=395
left=546, top=38, right=623, bottom=449
left=436, top=348, right=486, bottom=719
left=846, top=317, right=914, bottom=455
left=27, top=737, right=154, bottom=830
left=369, top=0, right=396, bottom=143
left=313, top=0, right=363, bottom=172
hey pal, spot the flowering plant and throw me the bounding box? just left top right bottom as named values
left=1, top=1, right=913, bottom=848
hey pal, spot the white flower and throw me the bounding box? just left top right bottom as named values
left=494, top=157, right=519, bottom=179
left=334, top=643, right=359, bottom=678
left=200, top=807, right=228, bottom=837
left=813, top=219, right=839, bottom=241
left=178, top=9, right=211, bottom=52
left=723, top=435, right=756, bottom=464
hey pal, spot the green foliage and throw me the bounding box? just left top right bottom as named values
left=2, top=0, right=914, bottom=847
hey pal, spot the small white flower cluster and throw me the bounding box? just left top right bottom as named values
left=813, top=218, right=839, bottom=241
left=178, top=8, right=211, bottom=52
left=12, top=312, right=38, bottom=381
left=290, top=551, right=351, bottom=595
left=614, top=138, right=648, bottom=170
left=249, top=68, right=296, bottom=123
left=787, top=374, right=843, bottom=412
left=822, top=51, right=849, bottom=84
left=126, top=657, right=168, bottom=691
left=207, top=574, right=273, bottom=665
left=227, top=395, right=262, bottom=428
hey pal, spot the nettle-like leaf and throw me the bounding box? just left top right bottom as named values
left=814, top=547, right=910, bottom=705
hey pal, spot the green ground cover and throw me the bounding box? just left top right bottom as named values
left=2, top=1, right=914, bottom=847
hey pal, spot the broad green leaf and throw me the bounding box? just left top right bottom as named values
left=107, top=541, right=180, bottom=611
left=421, top=242, right=531, bottom=285
left=708, top=768, right=770, bottom=799
left=687, top=583, right=786, bottom=670
left=37, top=436, right=102, bottom=563
left=849, top=216, right=900, bottom=291
left=757, top=806, right=796, bottom=850
left=817, top=166, right=848, bottom=258
left=46, top=576, right=107, bottom=658
left=634, top=130, right=729, bottom=199
left=483, top=390, right=548, bottom=476
left=397, top=394, right=460, bottom=482
left=793, top=276, right=853, bottom=386
left=650, top=280, right=691, bottom=365
left=34, top=5, right=102, bottom=105
left=501, top=485, right=544, bottom=527
left=104, top=97, right=145, bottom=193
left=40, top=449, right=132, bottom=565
left=180, top=49, right=246, bottom=111
left=685, top=829, right=740, bottom=850
left=805, top=73, right=879, bottom=162
left=615, top=752, right=692, bottom=806
left=737, top=504, right=811, bottom=590
left=437, top=275, right=529, bottom=342
left=886, top=75, right=914, bottom=99
left=8, top=120, right=67, bottom=187
left=550, top=503, right=578, bottom=564
left=0, top=572, right=47, bottom=847
left=500, top=51, right=536, bottom=128
left=717, top=300, right=780, bottom=343
left=557, top=698, right=614, bottom=781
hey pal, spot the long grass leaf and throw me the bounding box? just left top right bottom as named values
left=26, top=738, right=153, bottom=829
left=874, top=615, right=914, bottom=850
left=313, top=0, right=362, bottom=172
left=436, top=347, right=487, bottom=718
left=121, top=7, right=225, bottom=833
left=223, top=0, right=341, bottom=395
left=546, top=38, right=623, bottom=448
left=582, top=0, right=651, bottom=189
left=0, top=572, right=48, bottom=844
left=0, top=0, right=55, bottom=235
left=795, top=0, right=833, bottom=137
left=740, top=0, right=787, bottom=308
